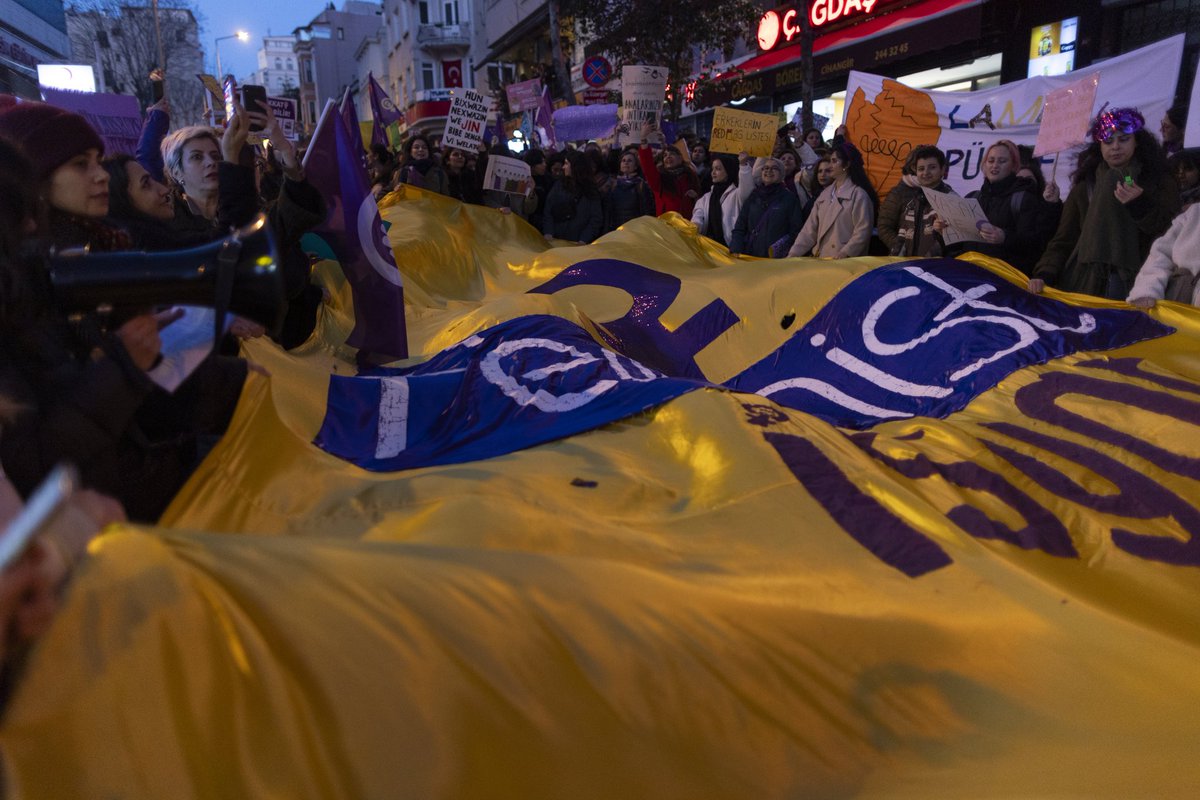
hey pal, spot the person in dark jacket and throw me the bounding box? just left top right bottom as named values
left=878, top=145, right=956, bottom=258
left=443, top=146, right=483, bottom=205
left=395, top=134, right=449, bottom=196
left=954, top=140, right=1043, bottom=273
left=0, top=108, right=246, bottom=522
left=731, top=157, right=805, bottom=258
left=525, top=149, right=551, bottom=232
left=602, top=149, right=654, bottom=232
left=160, top=101, right=327, bottom=349
left=1029, top=106, right=1179, bottom=299
left=543, top=150, right=604, bottom=243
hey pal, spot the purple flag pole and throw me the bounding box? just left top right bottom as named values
left=536, top=86, right=557, bottom=150
left=302, top=100, right=408, bottom=364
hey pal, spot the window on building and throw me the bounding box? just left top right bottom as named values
left=276, top=58, right=282, bottom=69
left=97, top=31, right=110, bottom=48
left=337, top=27, right=344, bottom=40
left=444, top=0, right=459, bottom=25
left=287, top=58, right=294, bottom=70
left=175, top=29, right=186, bottom=43
left=418, top=0, right=430, bottom=24
left=421, top=61, right=435, bottom=90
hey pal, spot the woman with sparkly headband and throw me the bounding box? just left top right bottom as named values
left=1028, top=106, right=1178, bottom=299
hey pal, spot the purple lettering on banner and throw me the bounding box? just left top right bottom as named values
left=849, top=431, right=1077, bottom=557
left=762, top=431, right=954, bottom=578
left=983, top=359, right=1200, bottom=566
left=529, top=259, right=739, bottom=380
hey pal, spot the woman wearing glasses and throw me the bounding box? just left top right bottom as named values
left=1029, top=107, right=1179, bottom=299
left=730, top=156, right=806, bottom=258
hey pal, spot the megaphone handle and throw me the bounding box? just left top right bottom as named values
left=214, top=237, right=241, bottom=342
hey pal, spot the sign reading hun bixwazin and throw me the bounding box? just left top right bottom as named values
left=443, top=89, right=491, bottom=152
left=710, top=106, right=778, bottom=157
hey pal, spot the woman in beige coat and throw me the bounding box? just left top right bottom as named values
left=787, top=141, right=878, bottom=258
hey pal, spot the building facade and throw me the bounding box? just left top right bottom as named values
left=375, top=0, right=487, bottom=137
left=245, top=34, right=300, bottom=97
left=294, top=0, right=385, bottom=134
left=66, top=4, right=206, bottom=124
left=0, top=0, right=70, bottom=98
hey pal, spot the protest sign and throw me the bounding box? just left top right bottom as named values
left=618, top=65, right=667, bottom=144
left=843, top=35, right=1184, bottom=198
left=505, top=78, right=542, bottom=112
left=1187, top=52, right=1200, bottom=147
left=1033, top=74, right=1099, bottom=157
left=197, top=73, right=224, bottom=123
left=921, top=188, right=987, bottom=246
left=553, top=105, right=618, bottom=142
left=40, top=88, right=141, bottom=155
left=443, top=88, right=490, bottom=151
left=797, top=142, right=820, bottom=167
left=483, top=155, right=533, bottom=195
left=792, top=108, right=831, bottom=135
left=267, top=96, right=299, bottom=140
left=710, top=106, right=777, bottom=157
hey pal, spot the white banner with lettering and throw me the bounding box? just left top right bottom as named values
left=843, top=35, right=1184, bottom=198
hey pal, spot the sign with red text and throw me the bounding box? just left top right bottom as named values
left=711, top=106, right=778, bottom=157
left=505, top=78, right=542, bottom=112
left=758, top=0, right=902, bottom=51
left=1033, top=74, right=1098, bottom=157
left=442, top=88, right=490, bottom=151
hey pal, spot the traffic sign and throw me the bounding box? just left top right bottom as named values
left=582, top=56, right=612, bottom=88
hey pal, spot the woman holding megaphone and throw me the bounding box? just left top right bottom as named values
left=0, top=108, right=248, bottom=522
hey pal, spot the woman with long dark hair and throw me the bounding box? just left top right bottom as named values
left=602, top=149, right=654, bottom=232
left=1029, top=107, right=1179, bottom=299
left=690, top=152, right=753, bottom=247
left=396, top=134, right=449, bottom=196
left=787, top=141, right=877, bottom=258
left=637, top=121, right=700, bottom=218
left=543, top=149, right=603, bottom=243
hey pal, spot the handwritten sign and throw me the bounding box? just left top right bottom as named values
left=710, top=106, right=778, bottom=157
left=443, top=88, right=490, bottom=152
left=40, top=88, right=141, bottom=156
left=1034, top=74, right=1099, bottom=157
left=921, top=188, right=987, bottom=245
left=505, top=78, right=542, bottom=112
left=483, top=155, right=532, bottom=196
left=618, top=65, right=667, bottom=145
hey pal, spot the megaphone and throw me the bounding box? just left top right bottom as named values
left=49, top=214, right=285, bottom=335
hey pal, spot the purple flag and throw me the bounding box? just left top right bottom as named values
left=340, top=88, right=366, bottom=165
left=368, top=72, right=403, bottom=150
left=302, top=100, right=408, bottom=363
left=535, top=86, right=557, bottom=149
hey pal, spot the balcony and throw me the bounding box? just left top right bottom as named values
left=416, top=22, right=471, bottom=51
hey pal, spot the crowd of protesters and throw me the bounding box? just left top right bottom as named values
left=0, top=89, right=1196, bottom=690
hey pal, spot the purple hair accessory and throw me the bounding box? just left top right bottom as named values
left=1089, top=105, right=1145, bottom=143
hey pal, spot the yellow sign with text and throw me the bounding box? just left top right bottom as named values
left=710, top=106, right=777, bottom=157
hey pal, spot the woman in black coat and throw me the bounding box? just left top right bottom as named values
left=602, top=149, right=655, bottom=232
left=543, top=150, right=604, bottom=243
left=731, top=157, right=805, bottom=258
left=953, top=140, right=1044, bottom=273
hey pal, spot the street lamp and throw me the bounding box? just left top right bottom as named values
left=214, top=30, right=250, bottom=79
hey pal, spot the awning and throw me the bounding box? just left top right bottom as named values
left=696, top=0, right=984, bottom=109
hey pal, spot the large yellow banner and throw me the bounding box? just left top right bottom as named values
left=3, top=186, right=1199, bottom=798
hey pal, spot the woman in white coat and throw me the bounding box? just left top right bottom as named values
left=690, top=152, right=753, bottom=248
left=1127, top=202, right=1200, bottom=308
left=787, top=141, right=878, bottom=259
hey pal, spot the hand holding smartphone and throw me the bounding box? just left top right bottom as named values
left=241, top=84, right=268, bottom=133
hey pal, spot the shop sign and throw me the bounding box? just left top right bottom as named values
left=702, top=3, right=980, bottom=109
left=758, top=0, right=903, bottom=51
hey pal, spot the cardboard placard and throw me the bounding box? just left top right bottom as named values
left=618, top=65, right=667, bottom=144
left=710, top=106, right=778, bottom=158
left=483, top=154, right=533, bottom=195
left=443, top=88, right=491, bottom=152
left=267, top=96, right=299, bottom=141
left=505, top=78, right=543, bottom=113
left=921, top=188, right=988, bottom=245
left=1034, top=74, right=1099, bottom=157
